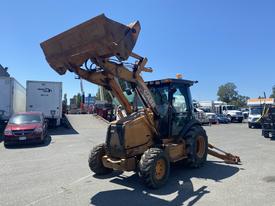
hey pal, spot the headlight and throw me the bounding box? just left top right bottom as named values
left=34, top=127, right=43, bottom=133
left=4, top=129, right=12, bottom=135
left=252, top=118, right=259, bottom=122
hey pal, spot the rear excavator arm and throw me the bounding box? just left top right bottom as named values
left=208, top=144, right=241, bottom=164
left=40, top=14, right=240, bottom=165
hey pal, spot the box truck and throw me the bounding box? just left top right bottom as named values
left=198, top=100, right=215, bottom=112
left=0, top=77, right=26, bottom=125
left=26, top=81, right=62, bottom=127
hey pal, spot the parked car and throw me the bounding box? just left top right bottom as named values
left=3, top=112, right=48, bottom=147
left=216, top=114, right=231, bottom=124
left=94, top=103, right=115, bottom=121
left=247, top=107, right=263, bottom=128
left=206, top=113, right=219, bottom=124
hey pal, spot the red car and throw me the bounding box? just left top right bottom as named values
left=3, top=112, right=48, bottom=147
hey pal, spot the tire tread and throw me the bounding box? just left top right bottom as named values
left=88, top=143, right=113, bottom=175
left=138, top=148, right=170, bottom=189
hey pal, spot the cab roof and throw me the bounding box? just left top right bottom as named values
left=145, top=78, right=198, bottom=87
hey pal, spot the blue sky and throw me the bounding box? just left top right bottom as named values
left=1, top=0, right=275, bottom=101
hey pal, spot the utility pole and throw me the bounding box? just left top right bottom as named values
left=99, top=86, right=105, bottom=101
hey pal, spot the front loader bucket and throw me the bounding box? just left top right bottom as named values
left=40, top=14, right=140, bottom=75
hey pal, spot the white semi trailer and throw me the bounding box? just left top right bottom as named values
left=0, top=77, right=26, bottom=125
left=26, top=81, right=62, bottom=127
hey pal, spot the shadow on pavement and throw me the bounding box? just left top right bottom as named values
left=93, top=170, right=124, bottom=179
left=90, top=161, right=240, bottom=206
left=48, top=126, right=79, bottom=136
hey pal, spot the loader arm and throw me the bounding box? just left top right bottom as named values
left=40, top=14, right=158, bottom=116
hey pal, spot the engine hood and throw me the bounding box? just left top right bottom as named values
left=249, top=114, right=261, bottom=118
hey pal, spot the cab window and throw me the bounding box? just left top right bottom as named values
left=172, top=88, right=187, bottom=113
left=150, top=86, right=169, bottom=118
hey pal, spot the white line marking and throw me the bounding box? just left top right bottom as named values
left=68, top=174, right=93, bottom=186
left=25, top=191, right=63, bottom=206
left=24, top=174, right=92, bottom=206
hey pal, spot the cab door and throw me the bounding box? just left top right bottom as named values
left=170, top=85, right=192, bottom=137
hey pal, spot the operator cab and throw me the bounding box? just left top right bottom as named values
left=146, top=78, right=197, bottom=139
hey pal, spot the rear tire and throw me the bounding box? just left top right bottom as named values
left=185, top=125, right=208, bottom=168
left=4, top=142, right=10, bottom=148
left=227, top=115, right=232, bottom=122
left=248, top=123, right=252, bottom=128
left=88, top=143, right=113, bottom=175
left=263, top=131, right=270, bottom=138
left=138, top=148, right=170, bottom=189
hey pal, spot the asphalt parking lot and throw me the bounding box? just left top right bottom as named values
left=0, top=115, right=275, bottom=206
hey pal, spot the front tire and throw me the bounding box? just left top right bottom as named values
left=138, top=148, right=170, bottom=189
left=185, top=125, right=208, bottom=168
left=88, top=143, right=113, bottom=175
left=41, top=133, right=47, bottom=144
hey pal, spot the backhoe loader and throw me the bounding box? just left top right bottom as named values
left=40, top=14, right=240, bottom=189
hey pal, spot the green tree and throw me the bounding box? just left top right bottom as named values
left=76, top=93, right=81, bottom=108
left=217, top=82, right=238, bottom=103
left=95, top=88, right=100, bottom=100
left=270, top=85, right=275, bottom=98
left=62, top=93, right=68, bottom=113
left=231, top=95, right=250, bottom=108
left=217, top=82, right=249, bottom=107
left=95, top=79, right=129, bottom=103
left=63, top=93, right=67, bottom=105
left=95, top=87, right=113, bottom=103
